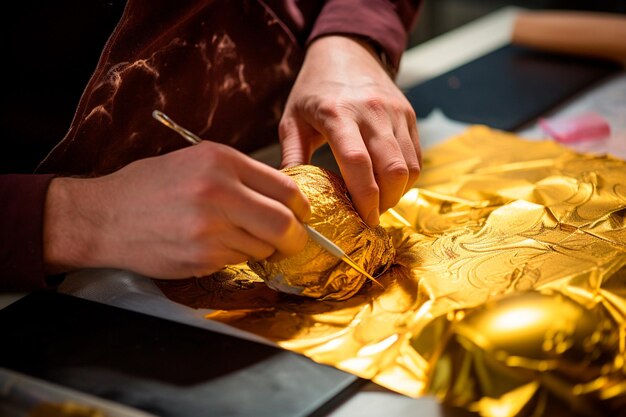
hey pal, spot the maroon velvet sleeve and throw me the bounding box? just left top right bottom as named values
left=0, top=174, right=56, bottom=291
left=307, top=0, right=422, bottom=75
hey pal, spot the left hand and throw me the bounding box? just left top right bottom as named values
left=279, top=35, right=421, bottom=227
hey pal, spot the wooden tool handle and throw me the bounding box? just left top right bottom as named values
left=512, top=11, right=626, bottom=65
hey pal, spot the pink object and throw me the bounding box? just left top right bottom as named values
left=539, top=112, right=611, bottom=144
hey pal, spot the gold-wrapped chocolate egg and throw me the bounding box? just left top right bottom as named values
left=248, top=165, right=395, bottom=300
left=422, top=291, right=624, bottom=416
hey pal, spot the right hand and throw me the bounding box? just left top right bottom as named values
left=43, top=141, right=311, bottom=279
left=279, top=36, right=421, bottom=227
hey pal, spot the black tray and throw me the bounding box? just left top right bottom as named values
left=0, top=291, right=363, bottom=417
left=405, top=44, right=621, bottom=131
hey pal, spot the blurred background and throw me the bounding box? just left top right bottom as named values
left=409, top=0, right=626, bottom=47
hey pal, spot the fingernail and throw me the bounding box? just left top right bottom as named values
left=367, top=208, right=380, bottom=227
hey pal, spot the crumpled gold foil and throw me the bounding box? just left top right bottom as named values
left=159, top=126, right=626, bottom=417
left=249, top=165, right=395, bottom=300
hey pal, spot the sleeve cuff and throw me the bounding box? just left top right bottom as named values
left=0, top=174, right=59, bottom=291
left=306, top=0, right=416, bottom=76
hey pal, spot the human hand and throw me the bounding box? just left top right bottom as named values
left=43, top=141, right=311, bottom=279
left=279, top=35, right=421, bottom=226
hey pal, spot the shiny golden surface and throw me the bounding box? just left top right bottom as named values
left=249, top=165, right=395, bottom=300
left=166, top=126, right=625, bottom=416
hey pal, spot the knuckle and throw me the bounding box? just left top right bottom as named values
left=199, top=142, right=235, bottom=166
left=315, top=102, right=354, bottom=134
left=407, top=167, right=421, bottom=187
left=272, top=212, right=297, bottom=238
left=191, top=177, right=224, bottom=202
left=278, top=121, right=289, bottom=140
left=405, top=106, right=417, bottom=121
left=342, top=149, right=371, bottom=167
left=277, top=175, right=310, bottom=218
left=278, top=118, right=295, bottom=140
left=359, top=182, right=380, bottom=203
left=407, top=159, right=421, bottom=176
left=316, top=99, right=342, bottom=120
left=383, top=160, right=409, bottom=182
left=196, top=141, right=219, bottom=159
left=280, top=176, right=303, bottom=201
left=364, top=97, right=386, bottom=114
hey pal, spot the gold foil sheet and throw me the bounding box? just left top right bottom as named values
left=158, top=126, right=626, bottom=416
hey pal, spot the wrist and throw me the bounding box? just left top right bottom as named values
left=307, top=35, right=394, bottom=78
left=348, top=36, right=395, bottom=77
left=43, top=177, right=108, bottom=274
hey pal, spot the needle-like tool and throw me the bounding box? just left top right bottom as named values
left=303, top=223, right=381, bottom=286
left=152, top=109, right=382, bottom=286
left=152, top=110, right=203, bottom=145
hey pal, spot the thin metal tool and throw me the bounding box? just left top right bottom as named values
left=153, top=110, right=203, bottom=145
left=304, top=224, right=381, bottom=286
left=152, top=109, right=381, bottom=285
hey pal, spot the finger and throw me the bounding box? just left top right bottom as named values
left=404, top=111, right=422, bottom=193
left=224, top=183, right=310, bottom=259
left=190, top=244, right=250, bottom=278
left=234, top=153, right=312, bottom=223
left=219, top=226, right=277, bottom=262
left=171, top=219, right=278, bottom=277
left=390, top=119, right=420, bottom=200
left=323, top=118, right=380, bottom=226
left=278, top=116, right=324, bottom=169
left=360, top=117, right=409, bottom=213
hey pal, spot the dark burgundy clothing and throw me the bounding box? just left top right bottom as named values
left=0, top=0, right=420, bottom=291
left=0, top=175, right=55, bottom=291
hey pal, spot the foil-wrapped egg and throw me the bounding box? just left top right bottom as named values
left=248, top=165, right=395, bottom=300
left=422, top=291, right=623, bottom=416
left=456, top=291, right=618, bottom=372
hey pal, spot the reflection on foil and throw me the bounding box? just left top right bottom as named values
left=158, top=126, right=626, bottom=417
